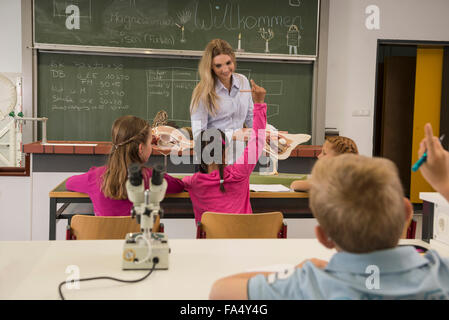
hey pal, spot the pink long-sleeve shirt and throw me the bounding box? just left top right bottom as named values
left=66, top=166, right=184, bottom=216
left=183, top=103, right=267, bottom=223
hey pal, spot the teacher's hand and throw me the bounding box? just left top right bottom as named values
left=250, top=79, right=266, bottom=104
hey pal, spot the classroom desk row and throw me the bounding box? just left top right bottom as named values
left=2, top=238, right=444, bottom=300
left=49, top=173, right=311, bottom=240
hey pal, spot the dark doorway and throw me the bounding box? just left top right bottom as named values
left=374, top=44, right=417, bottom=197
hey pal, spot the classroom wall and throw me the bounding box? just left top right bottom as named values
left=2, top=0, right=448, bottom=240
left=0, top=0, right=21, bottom=72
left=0, top=0, right=30, bottom=241
left=325, top=0, right=449, bottom=156
left=0, top=176, right=32, bottom=240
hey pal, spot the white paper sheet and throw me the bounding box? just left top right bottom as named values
left=249, top=184, right=291, bottom=192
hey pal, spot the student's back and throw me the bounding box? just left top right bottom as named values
left=250, top=155, right=449, bottom=299
left=183, top=154, right=259, bottom=223
left=183, top=80, right=267, bottom=223
left=249, top=245, right=449, bottom=300
left=67, top=166, right=182, bottom=216
left=66, top=115, right=184, bottom=216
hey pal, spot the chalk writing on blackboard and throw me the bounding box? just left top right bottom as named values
left=146, top=67, right=199, bottom=124
left=48, top=59, right=132, bottom=112
left=267, top=104, right=280, bottom=119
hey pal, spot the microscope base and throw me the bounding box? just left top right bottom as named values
left=122, top=232, right=170, bottom=270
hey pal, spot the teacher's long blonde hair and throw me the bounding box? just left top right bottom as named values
left=190, top=39, right=236, bottom=116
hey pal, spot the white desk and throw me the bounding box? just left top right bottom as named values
left=0, top=239, right=333, bottom=300
left=0, top=239, right=446, bottom=300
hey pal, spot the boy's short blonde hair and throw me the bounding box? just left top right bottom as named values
left=310, top=154, right=405, bottom=253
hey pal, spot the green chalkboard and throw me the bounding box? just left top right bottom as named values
left=34, top=0, right=319, bottom=56
left=37, top=52, right=313, bottom=140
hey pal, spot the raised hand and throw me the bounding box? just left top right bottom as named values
left=418, top=123, right=449, bottom=201
left=250, top=79, right=266, bottom=104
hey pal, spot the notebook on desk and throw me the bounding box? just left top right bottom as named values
left=249, top=184, right=291, bottom=192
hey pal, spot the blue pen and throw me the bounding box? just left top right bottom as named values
left=412, top=134, right=445, bottom=172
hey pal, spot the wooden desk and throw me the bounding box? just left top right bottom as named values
left=49, top=174, right=311, bottom=240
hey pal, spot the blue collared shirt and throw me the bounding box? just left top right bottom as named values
left=190, top=73, right=254, bottom=139
left=248, top=246, right=449, bottom=300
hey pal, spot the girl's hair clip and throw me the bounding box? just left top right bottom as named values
left=220, top=179, right=224, bottom=184
left=222, top=139, right=226, bottom=146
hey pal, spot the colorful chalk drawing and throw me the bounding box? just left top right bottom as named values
left=289, top=0, right=301, bottom=7
left=176, top=9, right=192, bottom=43
left=258, top=28, right=274, bottom=53
left=286, top=24, right=301, bottom=55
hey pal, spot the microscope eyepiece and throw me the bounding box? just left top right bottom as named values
left=128, top=163, right=143, bottom=186
left=151, top=164, right=165, bottom=186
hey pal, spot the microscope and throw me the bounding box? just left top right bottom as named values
left=122, top=163, right=170, bottom=270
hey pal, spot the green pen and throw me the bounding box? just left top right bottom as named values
left=412, top=134, right=445, bottom=172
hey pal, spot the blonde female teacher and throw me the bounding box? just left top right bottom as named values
left=190, top=39, right=254, bottom=163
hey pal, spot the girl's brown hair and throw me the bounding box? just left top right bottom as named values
left=190, top=39, right=237, bottom=116
left=326, top=136, right=358, bottom=155
left=101, top=115, right=151, bottom=199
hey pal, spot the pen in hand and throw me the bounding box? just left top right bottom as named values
left=412, top=134, right=445, bottom=172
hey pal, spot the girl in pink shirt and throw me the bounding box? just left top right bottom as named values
left=183, top=81, right=267, bottom=223
left=66, top=115, right=184, bottom=216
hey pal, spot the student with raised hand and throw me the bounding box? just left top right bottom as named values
left=290, top=136, right=358, bottom=192
left=418, top=122, right=449, bottom=202
left=210, top=154, right=449, bottom=300
left=66, top=115, right=184, bottom=216
left=183, top=80, right=266, bottom=224
left=190, top=38, right=254, bottom=163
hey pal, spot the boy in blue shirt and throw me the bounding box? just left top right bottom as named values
left=209, top=154, right=449, bottom=300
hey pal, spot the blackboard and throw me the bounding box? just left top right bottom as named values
left=34, top=0, right=319, bottom=56
left=37, top=51, right=313, bottom=141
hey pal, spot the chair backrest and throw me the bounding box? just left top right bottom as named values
left=69, top=215, right=161, bottom=240
left=198, top=212, right=286, bottom=239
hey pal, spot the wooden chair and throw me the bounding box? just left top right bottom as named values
left=66, top=215, right=163, bottom=240
left=196, top=212, right=287, bottom=239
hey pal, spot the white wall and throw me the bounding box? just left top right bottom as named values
left=0, top=0, right=29, bottom=240
left=32, top=172, right=87, bottom=240
left=0, top=176, right=31, bottom=240
left=326, top=0, right=449, bottom=156
left=0, top=0, right=21, bottom=72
